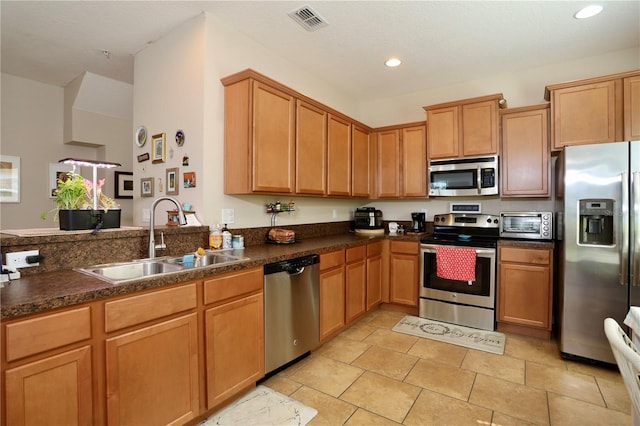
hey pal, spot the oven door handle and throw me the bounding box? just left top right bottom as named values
left=420, top=245, right=495, bottom=256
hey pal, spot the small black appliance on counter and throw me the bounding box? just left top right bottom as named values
left=410, top=212, right=426, bottom=233
left=354, top=207, right=383, bottom=234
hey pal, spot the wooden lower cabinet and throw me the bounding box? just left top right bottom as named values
left=203, top=267, right=264, bottom=409
left=105, top=313, right=199, bottom=426
left=345, top=245, right=367, bottom=324
left=389, top=241, right=419, bottom=307
left=5, top=346, right=93, bottom=426
left=319, top=249, right=346, bottom=341
left=497, top=245, right=553, bottom=339
left=366, top=241, right=383, bottom=310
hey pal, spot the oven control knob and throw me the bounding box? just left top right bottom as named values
left=494, top=219, right=499, bottom=224
left=487, top=218, right=492, bottom=223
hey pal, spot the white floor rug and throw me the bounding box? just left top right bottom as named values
left=392, top=315, right=506, bottom=355
left=199, top=385, right=317, bottom=426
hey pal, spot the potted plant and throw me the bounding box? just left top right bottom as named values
left=41, top=171, right=121, bottom=230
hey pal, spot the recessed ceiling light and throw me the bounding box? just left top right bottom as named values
left=385, top=58, right=402, bottom=67
left=574, top=5, right=603, bottom=19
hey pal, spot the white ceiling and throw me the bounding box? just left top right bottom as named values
left=2, top=1, right=639, bottom=100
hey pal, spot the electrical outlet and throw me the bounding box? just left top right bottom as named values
left=332, top=209, right=338, bottom=219
left=6, top=250, right=40, bottom=268
left=142, top=208, right=151, bottom=222
left=221, top=208, right=235, bottom=224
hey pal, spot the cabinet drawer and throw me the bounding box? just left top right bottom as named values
left=499, top=247, right=550, bottom=265
left=346, top=245, right=366, bottom=263
left=204, top=267, right=263, bottom=305
left=367, top=241, right=383, bottom=257
left=390, top=240, right=419, bottom=255
left=320, top=249, right=345, bottom=270
left=5, top=306, right=92, bottom=362
left=105, top=283, right=197, bottom=332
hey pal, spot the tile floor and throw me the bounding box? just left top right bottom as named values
left=262, top=309, right=632, bottom=425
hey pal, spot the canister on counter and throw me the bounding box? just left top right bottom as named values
left=232, top=235, right=244, bottom=249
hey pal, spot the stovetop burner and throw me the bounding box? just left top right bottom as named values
left=421, top=213, right=500, bottom=248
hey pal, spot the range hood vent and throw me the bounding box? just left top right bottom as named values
left=288, top=5, right=328, bottom=32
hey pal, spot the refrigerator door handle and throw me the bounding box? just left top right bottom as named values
left=633, top=172, right=640, bottom=287
left=622, top=172, right=630, bottom=286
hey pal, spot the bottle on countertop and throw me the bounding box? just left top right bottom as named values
left=222, top=224, right=232, bottom=249
left=209, top=224, right=222, bottom=250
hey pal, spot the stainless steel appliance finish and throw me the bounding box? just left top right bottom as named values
left=264, top=254, right=320, bottom=374
left=419, top=213, right=500, bottom=331
left=428, top=155, right=499, bottom=197
left=560, top=141, right=640, bottom=364
left=499, top=211, right=553, bottom=240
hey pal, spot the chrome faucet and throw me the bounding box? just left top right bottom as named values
left=148, top=196, right=187, bottom=258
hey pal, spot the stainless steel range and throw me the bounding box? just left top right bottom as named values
left=419, top=213, right=500, bottom=331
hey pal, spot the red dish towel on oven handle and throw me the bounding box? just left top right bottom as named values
left=436, top=246, right=477, bottom=282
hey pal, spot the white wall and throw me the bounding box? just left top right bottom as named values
left=0, top=74, right=134, bottom=229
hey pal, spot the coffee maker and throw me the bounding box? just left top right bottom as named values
left=411, top=212, right=426, bottom=233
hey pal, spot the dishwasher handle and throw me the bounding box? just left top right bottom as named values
left=287, top=266, right=306, bottom=276
left=264, top=254, right=319, bottom=275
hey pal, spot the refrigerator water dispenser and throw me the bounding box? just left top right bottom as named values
left=579, top=199, right=614, bottom=246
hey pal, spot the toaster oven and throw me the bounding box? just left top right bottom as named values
left=499, top=211, right=553, bottom=240
left=354, top=207, right=383, bottom=229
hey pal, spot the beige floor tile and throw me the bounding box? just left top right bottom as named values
left=404, top=388, right=493, bottom=426
left=288, top=355, right=364, bottom=397
left=344, top=408, right=401, bottom=425
left=404, top=357, right=476, bottom=401
left=505, top=333, right=567, bottom=369
left=596, top=376, right=632, bottom=414
left=351, top=346, right=418, bottom=381
left=548, top=392, right=631, bottom=426
left=365, top=310, right=407, bottom=329
left=315, top=335, right=371, bottom=364
left=461, top=350, right=525, bottom=384
left=491, top=411, right=539, bottom=426
left=291, top=385, right=357, bottom=426
left=566, top=359, right=624, bottom=383
left=526, top=361, right=605, bottom=406
left=340, top=323, right=378, bottom=342
left=340, top=371, right=421, bottom=423
left=407, top=335, right=468, bottom=367
left=261, top=375, right=302, bottom=396
left=363, top=328, right=418, bottom=353
left=469, top=374, right=549, bottom=425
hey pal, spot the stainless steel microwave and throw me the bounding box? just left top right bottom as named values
left=499, top=211, right=554, bottom=240
left=428, top=155, right=499, bottom=196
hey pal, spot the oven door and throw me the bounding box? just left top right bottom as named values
left=419, top=244, right=496, bottom=309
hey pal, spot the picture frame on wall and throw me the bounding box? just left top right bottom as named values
left=141, top=177, right=154, bottom=197
left=0, top=155, right=20, bottom=203
left=183, top=171, right=196, bottom=188
left=151, top=133, right=166, bottom=164
left=114, top=171, right=134, bottom=199
left=166, top=167, right=179, bottom=195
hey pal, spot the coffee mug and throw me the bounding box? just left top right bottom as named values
left=388, top=222, right=398, bottom=234
left=182, top=203, right=192, bottom=211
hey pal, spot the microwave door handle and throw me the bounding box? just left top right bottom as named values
left=633, top=172, right=640, bottom=287
left=477, top=166, right=481, bottom=195
left=622, top=171, right=630, bottom=286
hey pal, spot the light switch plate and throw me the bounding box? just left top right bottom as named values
left=222, top=208, right=235, bottom=224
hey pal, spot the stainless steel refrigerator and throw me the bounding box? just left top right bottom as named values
left=560, top=141, right=640, bottom=364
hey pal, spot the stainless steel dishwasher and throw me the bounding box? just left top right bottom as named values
left=264, top=254, right=320, bottom=374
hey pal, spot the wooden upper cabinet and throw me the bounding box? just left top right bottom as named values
left=402, top=124, right=427, bottom=197
left=625, top=74, right=640, bottom=140
left=296, top=100, right=327, bottom=195
left=327, top=114, right=352, bottom=196
left=376, top=129, right=401, bottom=197
left=425, top=94, right=502, bottom=160
left=352, top=125, right=372, bottom=197
left=501, top=104, right=550, bottom=197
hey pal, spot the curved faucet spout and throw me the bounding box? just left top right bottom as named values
left=149, top=196, right=186, bottom=258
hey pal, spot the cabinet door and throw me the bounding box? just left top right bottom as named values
left=296, top=100, right=327, bottom=195
left=377, top=129, right=401, bottom=197
left=498, top=262, right=551, bottom=329
left=327, top=114, right=352, bottom=196
left=205, top=293, right=264, bottom=409
left=105, top=314, right=199, bottom=426
left=625, top=75, right=640, bottom=140
left=551, top=80, right=617, bottom=149
left=352, top=125, right=371, bottom=197
left=319, top=266, right=345, bottom=341
left=501, top=105, right=550, bottom=197
left=6, top=346, right=93, bottom=426
left=389, top=242, right=419, bottom=307
left=366, top=254, right=383, bottom=311
left=427, top=106, right=459, bottom=159
left=252, top=81, right=295, bottom=193
left=462, top=100, right=499, bottom=156
left=402, top=125, right=427, bottom=197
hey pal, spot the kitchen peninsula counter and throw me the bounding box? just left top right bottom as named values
left=1, top=232, right=424, bottom=320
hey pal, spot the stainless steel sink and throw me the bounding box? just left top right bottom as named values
left=76, top=260, right=185, bottom=283
left=164, top=252, right=248, bottom=268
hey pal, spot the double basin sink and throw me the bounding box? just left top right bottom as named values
left=77, top=251, right=249, bottom=284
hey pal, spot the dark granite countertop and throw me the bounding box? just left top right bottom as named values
left=1, top=232, right=422, bottom=320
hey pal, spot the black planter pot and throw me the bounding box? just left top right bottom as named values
left=58, top=209, right=121, bottom=231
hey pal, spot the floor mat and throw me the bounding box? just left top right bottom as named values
left=392, top=315, right=506, bottom=355
left=200, top=385, right=317, bottom=426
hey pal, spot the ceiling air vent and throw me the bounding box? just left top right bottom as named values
left=288, top=5, right=328, bottom=32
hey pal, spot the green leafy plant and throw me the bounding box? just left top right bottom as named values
left=41, top=171, right=117, bottom=221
